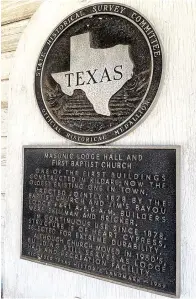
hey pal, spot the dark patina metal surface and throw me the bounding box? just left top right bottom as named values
left=22, top=147, right=179, bottom=296
left=35, top=3, right=162, bottom=144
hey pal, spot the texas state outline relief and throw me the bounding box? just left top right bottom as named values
left=52, top=32, right=134, bottom=116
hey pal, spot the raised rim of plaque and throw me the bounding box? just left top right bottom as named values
left=34, top=3, right=163, bottom=145
left=21, top=145, right=180, bottom=298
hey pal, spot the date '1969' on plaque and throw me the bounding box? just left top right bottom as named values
left=21, top=147, right=179, bottom=296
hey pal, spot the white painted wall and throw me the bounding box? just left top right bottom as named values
left=4, top=0, right=196, bottom=298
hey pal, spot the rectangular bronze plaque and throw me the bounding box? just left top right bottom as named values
left=22, top=146, right=180, bottom=297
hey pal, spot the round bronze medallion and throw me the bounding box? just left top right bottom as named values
left=35, top=3, right=162, bottom=144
